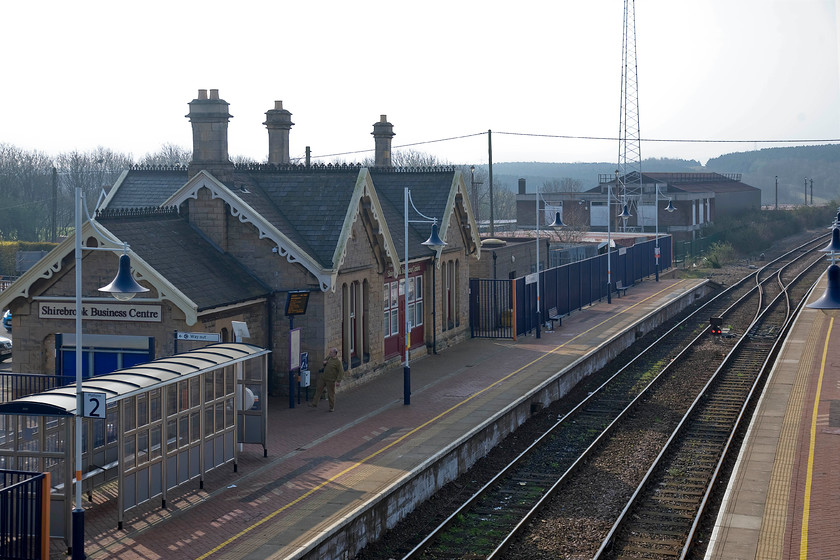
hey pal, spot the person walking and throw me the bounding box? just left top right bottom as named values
left=309, top=347, right=345, bottom=411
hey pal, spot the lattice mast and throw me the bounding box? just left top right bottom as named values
left=617, top=0, right=642, bottom=230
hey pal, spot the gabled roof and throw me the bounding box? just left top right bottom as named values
left=369, top=167, right=480, bottom=264
left=101, top=167, right=189, bottom=209
left=90, top=163, right=477, bottom=293
left=97, top=210, right=270, bottom=312
left=0, top=218, right=204, bottom=326
left=162, top=166, right=399, bottom=291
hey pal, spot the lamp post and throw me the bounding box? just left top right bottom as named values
left=470, top=165, right=483, bottom=226
left=72, top=185, right=148, bottom=560
left=608, top=171, right=616, bottom=304
left=403, top=188, right=446, bottom=405
left=535, top=187, right=564, bottom=338
left=654, top=185, right=676, bottom=282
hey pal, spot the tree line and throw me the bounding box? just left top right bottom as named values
left=0, top=143, right=191, bottom=242
left=0, top=142, right=549, bottom=244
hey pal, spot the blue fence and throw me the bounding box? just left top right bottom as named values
left=0, top=470, right=47, bottom=560
left=1, top=374, right=76, bottom=404
left=470, top=237, right=672, bottom=339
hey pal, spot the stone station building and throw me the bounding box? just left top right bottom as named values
left=0, top=90, right=481, bottom=396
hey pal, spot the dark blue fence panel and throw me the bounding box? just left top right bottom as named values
left=469, top=278, right=514, bottom=339
left=568, top=262, right=582, bottom=313
left=0, top=470, right=45, bottom=560
left=471, top=236, right=675, bottom=339
left=1, top=373, right=76, bottom=403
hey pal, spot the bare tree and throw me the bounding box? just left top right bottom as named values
left=0, top=143, right=54, bottom=241
left=543, top=177, right=582, bottom=193
left=139, top=143, right=191, bottom=167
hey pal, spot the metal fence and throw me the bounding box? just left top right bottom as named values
left=1, top=374, right=75, bottom=404
left=469, top=278, right=515, bottom=339
left=673, top=232, right=724, bottom=267
left=0, top=470, right=48, bottom=560
left=470, top=237, right=672, bottom=339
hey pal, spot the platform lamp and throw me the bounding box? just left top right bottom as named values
left=403, top=188, right=446, bottom=405
left=654, top=186, right=676, bottom=282
left=535, top=186, right=565, bottom=339
left=608, top=171, right=617, bottom=304
left=806, top=227, right=840, bottom=317
left=72, top=185, right=148, bottom=560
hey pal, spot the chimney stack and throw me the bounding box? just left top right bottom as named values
left=372, top=115, right=395, bottom=167
left=518, top=178, right=526, bottom=195
left=186, top=89, right=234, bottom=180
left=264, top=100, right=294, bottom=165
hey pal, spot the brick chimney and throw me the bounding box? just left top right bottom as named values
left=264, top=100, right=294, bottom=165
left=372, top=115, right=395, bottom=167
left=186, top=89, right=234, bottom=180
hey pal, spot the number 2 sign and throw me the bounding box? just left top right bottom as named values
left=83, top=392, right=107, bottom=419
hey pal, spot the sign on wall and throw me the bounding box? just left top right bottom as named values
left=39, top=301, right=162, bottom=322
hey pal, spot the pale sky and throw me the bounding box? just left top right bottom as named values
left=3, top=0, right=839, bottom=166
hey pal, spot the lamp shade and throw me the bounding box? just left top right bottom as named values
left=421, top=223, right=446, bottom=251
left=806, top=264, right=840, bottom=316
left=821, top=228, right=840, bottom=253
left=549, top=211, right=565, bottom=227
left=619, top=204, right=632, bottom=219
left=98, top=254, right=150, bottom=301
left=665, top=200, right=676, bottom=213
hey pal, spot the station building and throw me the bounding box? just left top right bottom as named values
left=0, top=90, right=480, bottom=395
left=516, top=171, right=762, bottom=243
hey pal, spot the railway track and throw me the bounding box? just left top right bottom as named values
left=592, top=244, right=826, bottom=560
left=398, top=234, right=829, bottom=560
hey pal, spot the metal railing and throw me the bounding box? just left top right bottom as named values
left=1, top=374, right=75, bottom=404
left=0, top=470, right=48, bottom=560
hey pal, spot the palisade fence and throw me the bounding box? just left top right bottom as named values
left=673, top=232, right=724, bottom=267
left=0, top=470, right=49, bottom=560
left=469, top=236, right=671, bottom=339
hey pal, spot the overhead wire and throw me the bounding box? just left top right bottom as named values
left=303, top=130, right=840, bottom=161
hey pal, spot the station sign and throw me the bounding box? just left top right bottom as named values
left=176, top=332, right=221, bottom=342
left=82, top=392, right=107, bottom=418
left=39, top=301, right=162, bottom=322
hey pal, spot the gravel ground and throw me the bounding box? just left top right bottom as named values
left=352, top=230, right=823, bottom=560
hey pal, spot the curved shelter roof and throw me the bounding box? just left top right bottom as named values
left=0, top=343, right=269, bottom=416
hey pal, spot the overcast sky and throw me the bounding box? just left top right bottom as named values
left=3, top=0, right=838, bottom=166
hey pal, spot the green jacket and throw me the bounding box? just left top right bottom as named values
left=322, top=356, right=345, bottom=383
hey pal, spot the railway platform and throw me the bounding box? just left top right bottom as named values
left=70, top=276, right=709, bottom=560
left=706, top=271, right=840, bottom=560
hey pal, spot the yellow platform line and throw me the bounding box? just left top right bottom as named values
left=756, top=312, right=823, bottom=559
left=197, top=279, right=689, bottom=559
left=800, top=317, right=832, bottom=559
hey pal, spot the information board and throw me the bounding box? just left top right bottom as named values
left=285, top=290, right=310, bottom=316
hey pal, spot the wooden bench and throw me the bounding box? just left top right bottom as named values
left=616, top=281, right=629, bottom=297
left=546, top=307, right=562, bottom=330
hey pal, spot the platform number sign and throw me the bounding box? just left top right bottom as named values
left=83, top=392, right=107, bottom=418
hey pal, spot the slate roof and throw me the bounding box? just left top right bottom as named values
left=98, top=210, right=269, bottom=311
left=233, top=166, right=364, bottom=269
left=369, top=168, right=456, bottom=261
left=105, top=167, right=188, bottom=209
left=642, top=172, right=760, bottom=194
left=102, top=164, right=460, bottom=283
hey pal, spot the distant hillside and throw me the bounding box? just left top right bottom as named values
left=705, top=144, right=840, bottom=206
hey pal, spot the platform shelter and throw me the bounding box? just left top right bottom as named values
left=0, top=342, right=269, bottom=546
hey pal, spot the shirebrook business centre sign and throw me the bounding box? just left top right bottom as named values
left=39, top=301, right=162, bottom=322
